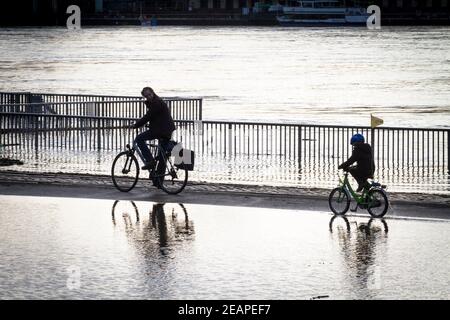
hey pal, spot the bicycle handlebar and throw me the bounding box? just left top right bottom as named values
left=121, top=122, right=136, bottom=129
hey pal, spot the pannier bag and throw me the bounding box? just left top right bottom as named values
left=161, top=139, right=177, bottom=154
left=174, top=148, right=195, bottom=171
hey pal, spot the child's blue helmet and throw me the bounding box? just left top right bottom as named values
left=350, top=133, right=365, bottom=145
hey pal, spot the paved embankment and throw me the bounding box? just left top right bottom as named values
left=1, top=170, right=449, bottom=219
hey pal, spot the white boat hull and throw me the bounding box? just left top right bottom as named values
left=276, top=3, right=369, bottom=27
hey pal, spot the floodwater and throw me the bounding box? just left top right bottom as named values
left=0, top=195, right=449, bottom=299
left=0, top=26, right=450, bottom=128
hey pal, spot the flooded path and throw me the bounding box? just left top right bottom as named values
left=0, top=195, right=448, bottom=299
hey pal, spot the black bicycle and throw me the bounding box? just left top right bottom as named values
left=111, top=138, right=189, bottom=195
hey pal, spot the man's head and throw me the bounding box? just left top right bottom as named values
left=141, top=87, right=155, bottom=101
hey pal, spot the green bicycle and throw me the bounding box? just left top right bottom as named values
left=328, top=169, right=389, bottom=218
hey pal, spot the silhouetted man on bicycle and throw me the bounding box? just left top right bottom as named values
left=132, top=87, right=175, bottom=170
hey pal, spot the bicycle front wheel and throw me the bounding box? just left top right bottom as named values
left=329, top=187, right=350, bottom=215
left=157, top=160, right=188, bottom=195
left=111, top=151, right=139, bottom=192
left=367, top=189, right=389, bottom=218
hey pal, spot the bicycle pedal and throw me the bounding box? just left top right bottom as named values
left=350, top=204, right=358, bottom=212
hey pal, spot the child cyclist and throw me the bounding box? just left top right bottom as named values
left=338, top=133, right=375, bottom=192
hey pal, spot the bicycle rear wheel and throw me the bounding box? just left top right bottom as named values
left=328, top=187, right=350, bottom=215
left=367, top=189, right=389, bottom=218
left=157, top=158, right=188, bottom=195
left=111, top=151, right=139, bottom=192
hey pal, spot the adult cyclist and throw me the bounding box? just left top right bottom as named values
left=132, top=86, right=175, bottom=170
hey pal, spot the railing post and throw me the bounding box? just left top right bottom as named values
left=167, top=100, right=172, bottom=119
left=447, top=130, right=450, bottom=174
left=297, top=125, right=302, bottom=167
left=97, top=117, right=102, bottom=150
left=199, top=99, right=203, bottom=121
left=227, top=123, right=232, bottom=157
left=371, top=127, right=375, bottom=167
left=101, top=97, right=104, bottom=117
left=34, top=115, right=39, bottom=151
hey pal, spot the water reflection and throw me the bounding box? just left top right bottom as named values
left=0, top=194, right=447, bottom=299
left=111, top=200, right=195, bottom=257
left=150, top=203, right=194, bottom=253
left=329, top=216, right=389, bottom=299
left=111, top=200, right=140, bottom=227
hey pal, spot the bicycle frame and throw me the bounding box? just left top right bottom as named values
left=128, top=140, right=145, bottom=164
left=330, top=170, right=389, bottom=217
left=126, top=140, right=175, bottom=180
left=338, top=172, right=369, bottom=205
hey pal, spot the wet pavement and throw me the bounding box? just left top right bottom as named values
left=0, top=195, right=449, bottom=300
left=1, top=170, right=449, bottom=210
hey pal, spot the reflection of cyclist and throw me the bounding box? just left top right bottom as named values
left=329, top=216, right=388, bottom=297
left=338, top=134, right=375, bottom=192
left=132, top=87, right=176, bottom=170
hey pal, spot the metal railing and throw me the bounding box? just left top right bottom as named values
left=174, top=120, right=450, bottom=174
left=0, top=100, right=142, bottom=119
left=1, top=112, right=449, bottom=174
left=0, top=91, right=202, bottom=121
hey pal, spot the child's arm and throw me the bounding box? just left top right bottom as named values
left=338, top=151, right=357, bottom=170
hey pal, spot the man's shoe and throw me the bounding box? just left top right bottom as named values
left=151, top=178, right=160, bottom=188
left=142, top=160, right=156, bottom=170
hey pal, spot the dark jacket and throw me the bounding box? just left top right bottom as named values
left=134, top=95, right=175, bottom=137
left=338, top=143, right=375, bottom=178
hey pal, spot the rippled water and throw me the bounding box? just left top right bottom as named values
left=0, top=26, right=449, bottom=127
left=0, top=196, right=449, bottom=299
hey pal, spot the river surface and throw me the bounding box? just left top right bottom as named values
left=0, top=195, right=449, bottom=299
left=1, top=26, right=449, bottom=193
left=0, top=26, right=449, bottom=128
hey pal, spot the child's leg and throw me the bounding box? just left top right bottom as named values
left=348, top=167, right=366, bottom=191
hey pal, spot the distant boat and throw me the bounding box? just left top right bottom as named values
left=271, top=0, right=369, bottom=26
